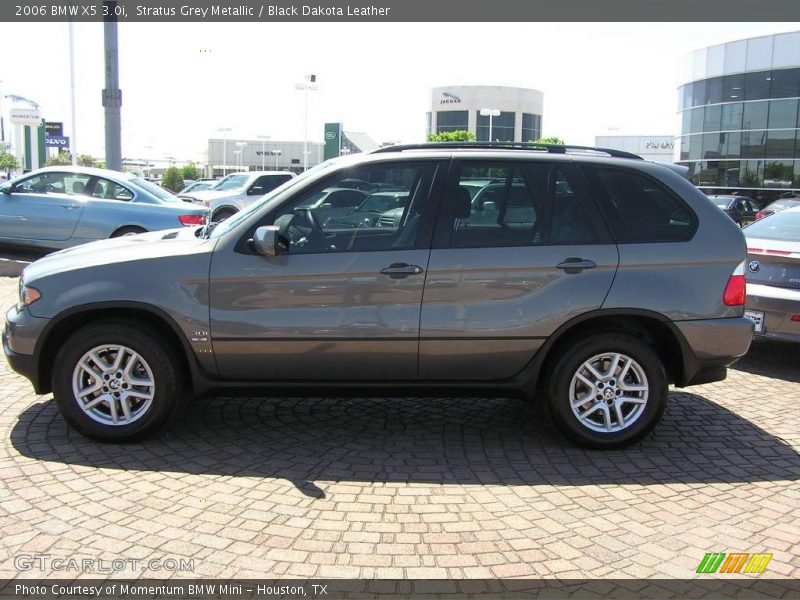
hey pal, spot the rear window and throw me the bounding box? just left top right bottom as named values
left=744, top=210, right=800, bottom=241
left=581, top=166, right=697, bottom=243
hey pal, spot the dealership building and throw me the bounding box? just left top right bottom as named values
left=676, top=31, right=800, bottom=201
left=595, top=135, right=675, bottom=163
left=427, top=86, right=544, bottom=142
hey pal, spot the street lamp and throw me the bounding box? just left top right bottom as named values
left=340, top=146, right=351, bottom=157
left=257, top=135, right=270, bottom=170
left=235, top=141, right=247, bottom=171
left=269, top=149, right=282, bottom=170
left=294, top=74, right=318, bottom=172
left=218, top=127, right=231, bottom=177
left=479, top=108, right=500, bottom=142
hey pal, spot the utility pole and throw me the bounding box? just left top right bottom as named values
left=103, top=1, right=122, bottom=171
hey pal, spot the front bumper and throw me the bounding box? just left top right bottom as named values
left=3, top=305, right=49, bottom=393
left=746, top=283, right=800, bottom=343
left=672, top=316, right=754, bottom=386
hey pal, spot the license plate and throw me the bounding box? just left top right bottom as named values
left=745, top=309, right=764, bottom=333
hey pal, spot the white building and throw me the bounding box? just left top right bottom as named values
left=427, top=86, right=544, bottom=142
left=595, top=135, right=675, bottom=163
left=207, top=138, right=324, bottom=176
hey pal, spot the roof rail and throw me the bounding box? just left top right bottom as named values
left=371, top=142, right=643, bottom=160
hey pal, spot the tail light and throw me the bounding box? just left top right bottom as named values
left=179, top=214, right=206, bottom=226
left=755, top=211, right=766, bottom=220
left=723, top=261, right=746, bottom=306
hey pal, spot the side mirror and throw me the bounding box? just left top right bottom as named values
left=0, top=183, right=11, bottom=194
left=250, top=225, right=281, bottom=256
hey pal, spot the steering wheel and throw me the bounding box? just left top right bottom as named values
left=285, top=208, right=328, bottom=251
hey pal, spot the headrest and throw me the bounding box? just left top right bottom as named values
left=453, top=186, right=472, bottom=219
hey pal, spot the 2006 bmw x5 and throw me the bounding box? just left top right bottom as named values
left=3, top=143, right=754, bottom=448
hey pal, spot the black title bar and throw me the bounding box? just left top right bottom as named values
left=4, top=0, right=800, bottom=22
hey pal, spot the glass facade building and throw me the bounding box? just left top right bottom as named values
left=428, top=86, right=544, bottom=142
left=677, top=32, right=800, bottom=202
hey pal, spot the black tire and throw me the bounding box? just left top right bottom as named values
left=212, top=208, right=237, bottom=222
left=51, top=322, right=181, bottom=442
left=546, top=333, right=667, bottom=449
left=111, top=226, right=146, bottom=238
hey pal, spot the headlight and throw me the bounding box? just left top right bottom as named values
left=19, top=284, right=41, bottom=308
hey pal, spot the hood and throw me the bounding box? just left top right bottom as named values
left=22, top=227, right=213, bottom=283
left=183, top=189, right=243, bottom=203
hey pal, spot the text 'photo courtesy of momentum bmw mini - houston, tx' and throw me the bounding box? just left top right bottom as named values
left=4, top=143, right=754, bottom=448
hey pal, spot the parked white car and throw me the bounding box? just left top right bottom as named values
left=183, top=171, right=295, bottom=221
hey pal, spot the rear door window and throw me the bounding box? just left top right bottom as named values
left=581, top=166, right=698, bottom=243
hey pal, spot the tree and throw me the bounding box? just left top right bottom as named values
left=0, top=144, right=19, bottom=172
left=161, top=166, right=184, bottom=193
left=530, top=136, right=565, bottom=145
left=77, top=154, right=97, bottom=167
left=46, top=150, right=72, bottom=166
left=427, top=130, right=476, bottom=142
left=181, top=162, right=200, bottom=181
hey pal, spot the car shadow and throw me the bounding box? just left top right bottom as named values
left=731, top=338, right=800, bottom=383
left=10, top=389, right=800, bottom=496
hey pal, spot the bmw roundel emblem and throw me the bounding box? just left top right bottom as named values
left=748, top=260, right=760, bottom=272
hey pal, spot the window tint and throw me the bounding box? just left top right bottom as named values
left=92, top=178, right=134, bottom=201
left=13, top=172, right=91, bottom=195
left=249, top=174, right=292, bottom=196
left=582, top=167, right=697, bottom=243
left=263, top=162, right=436, bottom=254
left=442, top=162, right=598, bottom=248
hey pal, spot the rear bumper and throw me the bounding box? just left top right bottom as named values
left=746, top=283, right=800, bottom=344
left=672, top=317, right=754, bottom=386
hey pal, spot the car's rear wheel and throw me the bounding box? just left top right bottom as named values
left=212, top=208, right=237, bottom=222
left=111, top=226, right=146, bottom=238
left=546, top=333, right=667, bottom=449
left=51, top=322, right=180, bottom=442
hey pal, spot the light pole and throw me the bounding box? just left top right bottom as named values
left=144, top=145, right=153, bottom=178
left=233, top=150, right=241, bottom=170
left=217, top=127, right=231, bottom=177
left=340, top=146, right=351, bottom=157
left=257, top=135, right=270, bottom=170
left=269, top=150, right=282, bottom=170
left=294, top=74, right=318, bottom=171
left=235, top=141, right=247, bottom=171
left=480, top=108, right=500, bottom=142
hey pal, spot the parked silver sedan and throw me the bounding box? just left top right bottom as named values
left=744, top=205, right=800, bottom=342
left=0, top=167, right=209, bottom=250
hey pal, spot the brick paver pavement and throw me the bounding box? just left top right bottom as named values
left=0, top=275, right=798, bottom=580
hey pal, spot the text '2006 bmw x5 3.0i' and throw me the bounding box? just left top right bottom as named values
left=3, top=143, right=754, bottom=448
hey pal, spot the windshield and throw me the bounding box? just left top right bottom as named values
left=211, top=174, right=249, bottom=191
left=358, top=194, right=407, bottom=213
left=209, top=159, right=345, bottom=239
left=131, top=177, right=181, bottom=202
left=745, top=210, right=800, bottom=241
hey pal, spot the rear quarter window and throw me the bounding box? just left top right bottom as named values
left=581, top=166, right=698, bottom=243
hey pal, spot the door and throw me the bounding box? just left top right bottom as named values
left=209, top=160, right=444, bottom=380
left=419, top=160, right=619, bottom=380
left=0, top=171, right=89, bottom=241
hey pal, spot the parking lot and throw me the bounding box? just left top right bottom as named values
left=0, top=264, right=798, bottom=582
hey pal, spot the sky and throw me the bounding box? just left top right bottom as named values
left=0, top=21, right=798, bottom=164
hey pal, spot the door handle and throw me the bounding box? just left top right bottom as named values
left=556, top=258, right=597, bottom=272
left=61, top=204, right=80, bottom=210
left=380, top=263, right=424, bottom=277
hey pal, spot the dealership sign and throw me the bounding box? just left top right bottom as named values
left=9, top=108, right=42, bottom=126
left=440, top=92, right=461, bottom=104
left=45, top=135, right=70, bottom=149
left=645, top=140, right=674, bottom=150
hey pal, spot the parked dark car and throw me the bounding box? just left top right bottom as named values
left=324, top=190, right=409, bottom=229
left=755, top=198, right=800, bottom=220
left=743, top=205, right=800, bottom=342
left=707, top=194, right=759, bottom=227
left=4, top=143, right=753, bottom=448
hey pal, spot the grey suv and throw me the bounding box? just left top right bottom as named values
left=3, top=143, right=754, bottom=448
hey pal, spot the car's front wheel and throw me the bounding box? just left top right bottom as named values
left=51, top=322, right=180, bottom=442
left=546, top=333, right=667, bottom=449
